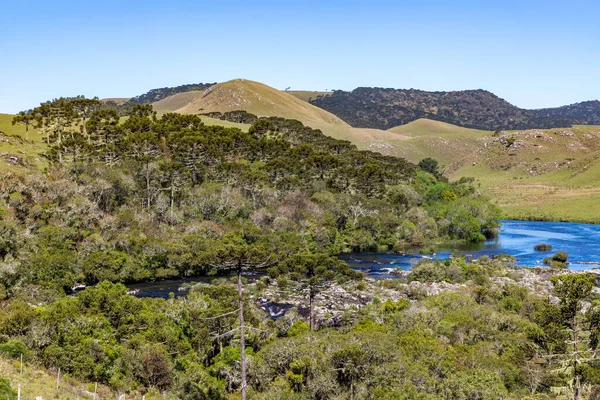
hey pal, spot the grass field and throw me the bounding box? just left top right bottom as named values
left=449, top=125, right=600, bottom=222
left=0, top=356, right=116, bottom=399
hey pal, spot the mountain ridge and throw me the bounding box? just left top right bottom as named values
left=310, top=87, right=600, bottom=131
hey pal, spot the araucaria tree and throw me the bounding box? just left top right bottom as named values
left=201, top=227, right=277, bottom=400
left=11, top=111, right=35, bottom=141
left=536, top=273, right=600, bottom=400
left=269, top=252, right=362, bottom=330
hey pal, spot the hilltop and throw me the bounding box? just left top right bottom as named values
left=151, top=79, right=412, bottom=145
left=310, top=87, right=600, bottom=131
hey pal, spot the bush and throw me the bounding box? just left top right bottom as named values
left=552, top=252, right=568, bottom=263
left=0, top=378, right=17, bottom=400
left=544, top=252, right=568, bottom=269
left=0, top=339, right=31, bottom=360
left=534, top=243, right=553, bottom=252
left=287, top=320, right=310, bottom=337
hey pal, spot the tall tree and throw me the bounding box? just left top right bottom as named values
left=87, top=109, right=122, bottom=165
left=201, top=227, right=277, bottom=400
left=269, top=252, right=361, bottom=330
left=11, top=111, right=34, bottom=141
left=71, top=96, right=102, bottom=144
left=545, top=273, right=598, bottom=400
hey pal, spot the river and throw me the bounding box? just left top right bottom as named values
left=128, top=220, right=600, bottom=297
left=340, top=220, right=600, bottom=277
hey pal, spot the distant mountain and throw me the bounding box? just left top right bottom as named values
left=310, top=87, right=600, bottom=131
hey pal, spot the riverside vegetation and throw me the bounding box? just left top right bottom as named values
left=0, top=97, right=598, bottom=399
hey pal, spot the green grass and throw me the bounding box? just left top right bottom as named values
left=0, top=356, right=116, bottom=399
left=388, top=118, right=489, bottom=137
left=449, top=125, right=600, bottom=222
left=0, top=114, right=48, bottom=172
left=199, top=115, right=250, bottom=131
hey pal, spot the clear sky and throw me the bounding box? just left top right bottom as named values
left=1, top=0, right=599, bottom=113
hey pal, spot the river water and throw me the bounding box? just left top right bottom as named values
left=128, top=220, right=600, bottom=297
left=340, top=220, right=600, bottom=277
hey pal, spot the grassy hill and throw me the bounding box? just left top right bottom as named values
left=153, top=79, right=411, bottom=146
left=286, top=90, right=331, bottom=102
left=388, top=118, right=488, bottom=137
left=152, top=90, right=205, bottom=114
left=448, top=125, right=600, bottom=222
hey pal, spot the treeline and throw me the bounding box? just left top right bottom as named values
left=311, top=87, right=600, bottom=130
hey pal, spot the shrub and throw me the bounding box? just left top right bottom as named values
left=0, top=378, right=17, bottom=400
left=534, top=243, right=553, bottom=252
left=544, top=252, right=568, bottom=268
left=0, top=339, right=31, bottom=360
left=287, top=320, right=309, bottom=337
left=552, top=252, right=568, bottom=263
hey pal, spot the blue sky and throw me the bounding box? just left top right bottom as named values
left=1, top=0, right=599, bottom=113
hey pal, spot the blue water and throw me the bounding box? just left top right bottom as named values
left=339, top=220, right=600, bottom=278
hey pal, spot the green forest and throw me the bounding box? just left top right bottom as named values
left=1, top=97, right=598, bottom=399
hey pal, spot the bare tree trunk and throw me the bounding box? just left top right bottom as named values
left=170, top=185, right=174, bottom=224
left=309, top=288, right=315, bottom=331
left=237, top=266, right=247, bottom=400
left=83, top=115, right=89, bottom=144
left=146, top=162, right=152, bottom=209
left=573, top=317, right=580, bottom=400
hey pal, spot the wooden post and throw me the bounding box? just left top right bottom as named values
left=56, top=367, right=61, bottom=391
left=237, top=266, right=247, bottom=400
left=17, top=384, right=20, bottom=400
left=94, top=382, right=97, bottom=399
left=20, top=353, right=23, bottom=376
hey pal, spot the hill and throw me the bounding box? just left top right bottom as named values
left=153, top=79, right=412, bottom=145
left=388, top=118, right=488, bottom=137
left=447, top=125, right=600, bottom=222
left=286, top=90, right=331, bottom=102
left=310, top=87, right=600, bottom=131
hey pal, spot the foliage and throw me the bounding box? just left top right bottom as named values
left=311, top=87, right=600, bottom=130
left=0, top=378, right=17, bottom=400
left=534, top=243, right=553, bottom=252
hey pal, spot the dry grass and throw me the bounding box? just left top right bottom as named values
left=286, top=90, right=331, bottom=102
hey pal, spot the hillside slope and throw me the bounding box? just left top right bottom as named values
left=448, top=125, right=600, bottom=221
left=311, top=87, right=600, bottom=131
left=388, top=118, right=488, bottom=137
left=155, top=79, right=411, bottom=146
left=286, top=90, right=331, bottom=102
